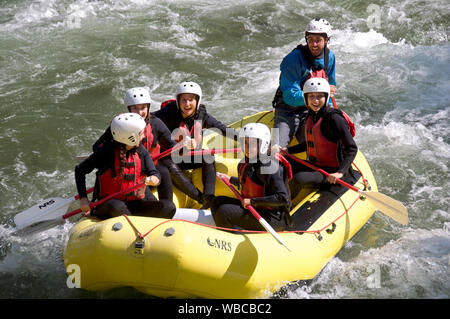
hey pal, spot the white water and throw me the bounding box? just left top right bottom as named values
left=0, top=0, right=449, bottom=298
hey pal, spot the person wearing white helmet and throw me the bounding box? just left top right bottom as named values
left=93, top=87, right=179, bottom=203
left=75, top=113, right=176, bottom=220
left=212, top=123, right=292, bottom=231
left=152, top=81, right=239, bottom=209
left=272, top=18, right=337, bottom=153
left=124, top=87, right=152, bottom=121
left=283, top=78, right=357, bottom=196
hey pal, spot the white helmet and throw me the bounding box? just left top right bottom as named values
left=239, top=123, right=271, bottom=155
left=305, top=18, right=331, bottom=38
left=303, top=77, right=330, bottom=107
left=124, top=87, right=152, bottom=107
left=176, top=81, right=202, bottom=109
left=110, top=113, right=146, bottom=147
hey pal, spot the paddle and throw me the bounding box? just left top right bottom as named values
left=14, top=187, right=94, bottom=231
left=14, top=142, right=185, bottom=232
left=331, top=95, right=339, bottom=109
left=76, top=140, right=185, bottom=163
left=15, top=183, right=147, bottom=235
left=185, top=148, right=241, bottom=157
left=77, top=147, right=241, bottom=162
left=61, top=182, right=145, bottom=220
left=216, top=173, right=291, bottom=251
left=281, top=151, right=409, bottom=225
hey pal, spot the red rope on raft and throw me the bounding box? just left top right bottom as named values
left=121, top=193, right=361, bottom=240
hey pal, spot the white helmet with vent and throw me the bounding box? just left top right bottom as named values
left=124, top=87, right=152, bottom=107
left=175, top=81, right=202, bottom=109
left=305, top=18, right=332, bottom=38
left=238, top=123, right=271, bottom=155
left=303, top=77, right=330, bottom=106
left=111, top=113, right=146, bottom=147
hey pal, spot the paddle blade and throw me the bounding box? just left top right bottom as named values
left=364, top=191, right=409, bottom=225
left=258, top=217, right=291, bottom=252
left=13, top=219, right=66, bottom=236
left=14, top=196, right=74, bottom=230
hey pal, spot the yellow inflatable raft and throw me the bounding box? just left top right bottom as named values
left=64, top=110, right=377, bottom=298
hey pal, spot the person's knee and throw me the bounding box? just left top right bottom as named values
left=159, top=200, right=176, bottom=218
left=94, top=199, right=129, bottom=219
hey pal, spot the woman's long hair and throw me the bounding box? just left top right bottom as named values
left=117, top=143, right=127, bottom=177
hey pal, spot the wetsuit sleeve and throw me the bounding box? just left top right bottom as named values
left=286, top=141, right=307, bottom=154
left=250, top=163, right=290, bottom=209
left=75, top=148, right=107, bottom=198
left=139, top=145, right=161, bottom=179
left=203, top=113, right=238, bottom=140
left=327, top=51, right=337, bottom=86
left=329, top=113, right=357, bottom=173
left=153, top=117, right=177, bottom=150
left=92, top=126, right=113, bottom=153
left=229, top=176, right=239, bottom=187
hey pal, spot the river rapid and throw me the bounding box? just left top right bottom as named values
left=0, top=0, right=449, bottom=299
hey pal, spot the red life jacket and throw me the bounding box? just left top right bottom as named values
left=300, top=45, right=329, bottom=89
left=305, top=68, right=328, bottom=83
left=98, top=148, right=145, bottom=201
left=161, top=98, right=176, bottom=109
left=239, top=155, right=292, bottom=198
left=141, top=122, right=161, bottom=165
left=305, top=115, right=340, bottom=168
left=174, top=120, right=203, bottom=150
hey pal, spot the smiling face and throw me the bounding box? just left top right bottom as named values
left=242, top=137, right=260, bottom=159
left=306, top=92, right=327, bottom=113
left=128, top=103, right=149, bottom=120
left=306, top=34, right=328, bottom=57
left=178, top=93, right=198, bottom=118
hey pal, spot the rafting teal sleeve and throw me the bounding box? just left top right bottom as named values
left=279, top=50, right=309, bottom=107
left=279, top=48, right=337, bottom=107
left=326, top=51, right=336, bottom=86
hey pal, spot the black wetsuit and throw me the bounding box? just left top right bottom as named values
left=152, top=101, right=238, bottom=207
left=93, top=115, right=176, bottom=202
left=211, top=157, right=292, bottom=231
left=287, top=107, right=357, bottom=194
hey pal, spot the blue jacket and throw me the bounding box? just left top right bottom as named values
left=279, top=46, right=336, bottom=108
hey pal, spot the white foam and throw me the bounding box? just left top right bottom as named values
left=286, top=228, right=450, bottom=298
left=334, top=28, right=390, bottom=52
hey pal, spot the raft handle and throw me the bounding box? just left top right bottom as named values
left=326, top=223, right=336, bottom=234
left=314, top=232, right=323, bottom=241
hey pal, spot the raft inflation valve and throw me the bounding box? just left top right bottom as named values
left=164, top=227, right=175, bottom=237
left=112, top=223, right=123, bottom=231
